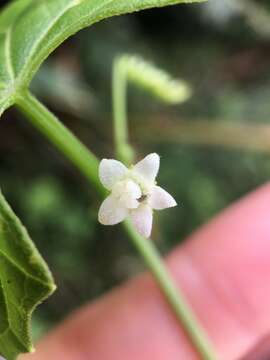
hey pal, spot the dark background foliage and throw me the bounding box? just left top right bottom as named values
left=1, top=0, right=270, bottom=337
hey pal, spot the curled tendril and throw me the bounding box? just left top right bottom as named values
left=116, top=54, right=192, bottom=104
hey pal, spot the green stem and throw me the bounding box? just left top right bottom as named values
left=124, top=220, right=218, bottom=360
left=16, top=91, right=105, bottom=196
left=112, top=58, right=135, bottom=165
left=16, top=91, right=218, bottom=360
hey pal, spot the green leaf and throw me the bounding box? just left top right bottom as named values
left=0, top=190, right=55, bottom=360
left=0, top=0, right=206, bottom=116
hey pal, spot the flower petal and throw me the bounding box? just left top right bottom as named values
left=133, top=153, right=160, bottom=182
left=149, top=186, right=177, bottom=210
left=130, top=204, right=153, bottom=238
left=98, top=195, right=128, bottom=225
left=99, top=159, right=128, bottom=190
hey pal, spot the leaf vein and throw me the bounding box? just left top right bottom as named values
left=20, top=0, right=117, bottom=84
left=18, top=0, right=82, bottom=80
left=0, top=281, right=29, bottom=352
left=0, top=248, right=52, bottom=289
left=4, top=27, right=15, bottom=81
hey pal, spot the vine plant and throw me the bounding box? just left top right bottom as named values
left=0, top=1, right=218, bottom=359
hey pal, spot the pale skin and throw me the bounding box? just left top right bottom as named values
left=20, top=183, right=270, bottom=360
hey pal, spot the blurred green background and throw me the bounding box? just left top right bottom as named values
left=1, top=0, right=270, bottom=339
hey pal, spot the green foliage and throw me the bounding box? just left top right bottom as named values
left=0, top=0, right=205, bottom=117
left=0, top=190, right=55, bottom=360
left=0, top=0, right=206, bottom=358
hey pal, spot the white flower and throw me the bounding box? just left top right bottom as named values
left=98, top=153, right=177, bottom=238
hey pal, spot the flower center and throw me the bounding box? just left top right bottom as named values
left=129, top=169, right=154, bottom=195
left=138, top=194, right=148, bottom=203
left=112, top=178, right=142, bottom=209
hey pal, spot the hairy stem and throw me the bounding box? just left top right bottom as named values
left=16, top=91, right=218, bottom=360
left=16, top=91, right=105, bottom=196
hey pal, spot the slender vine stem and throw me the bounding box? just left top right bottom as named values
left=112, top=58, right=135, bottom=165
left=16, top=91, right=105, bottom=196
left=124, top=220, right=218, bottom=360
left=113, top=55, right=217, bottom=360
left=112, top=55, right=191, bottom=166
left=16, top=90, right=218, bottom=360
